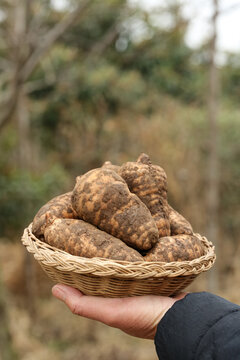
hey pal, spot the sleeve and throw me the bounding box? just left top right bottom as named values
left=154, top=292, right=240, bottom=360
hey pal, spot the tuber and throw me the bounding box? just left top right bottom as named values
left=71, top=168, right=159, bottom=250
left=32, top=192, right=78, bottom=238
left=168, top=205, right=193, bottom=236
left=118, top=153, right=170, bottom=237
left=44, top=218, right=144, bottom=262
left=144, top=234, right=205, bottom=262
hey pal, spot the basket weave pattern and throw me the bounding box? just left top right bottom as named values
left=22, top=224, right=216, bottom=297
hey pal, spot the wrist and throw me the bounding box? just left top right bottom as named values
left=150, top=297, right=179, bottom=340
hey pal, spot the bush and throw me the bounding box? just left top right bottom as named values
left=0, top=165, right=69, bottom=238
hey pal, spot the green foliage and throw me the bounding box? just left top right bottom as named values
left=60, top=0, right=126, bottom=50
left=222, top=54, right=240, bottom=103
left=76, top=62, right=146, bottom=110
left=111, top=5, right=206, bottom=103
left=0, top=165, right=69, bottom=238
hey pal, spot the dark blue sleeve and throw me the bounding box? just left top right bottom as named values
left=154, top=292, right=240, bottom=360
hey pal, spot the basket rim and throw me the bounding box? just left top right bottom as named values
left=21, top=223, right=216, bottom=280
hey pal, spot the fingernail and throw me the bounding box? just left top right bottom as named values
left=52, top=285, right=67, bottom=301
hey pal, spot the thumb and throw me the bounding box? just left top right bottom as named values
left=52, top=284, right=125, bottom=327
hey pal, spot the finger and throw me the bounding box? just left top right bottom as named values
left=52, top=284, right=126, bottom=327
left=52, top=284, right=83, bottom=301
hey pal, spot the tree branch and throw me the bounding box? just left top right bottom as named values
left=0, top=0, right=91, bottom=132
left=24, top=77, right=56, bottom=94
left=88, top=23, right=120, bottom=58
left=0, top=87, right=19, bottom=132
left=20, top=0, right=91, bottom=81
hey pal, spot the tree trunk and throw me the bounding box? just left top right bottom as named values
left=15, top=87, right=37, bottom=316
left=13, top=0, right=37, bottom=316
left=16, top=88, right=32, bottom=169
left=206, top=0, right=220, bottom=292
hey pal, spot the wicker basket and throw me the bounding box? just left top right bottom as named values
left=21, top=223, right=216, bottom=298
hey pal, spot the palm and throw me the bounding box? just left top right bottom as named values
left=105, top=295, right=176, bottom=339
left=52, top=284, right=179, bottom=339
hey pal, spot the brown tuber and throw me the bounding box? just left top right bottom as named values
left=168, top=205, right=193, bottom=236
left=44, top=218, right=144, bottom=262
left=71, top=168, right=159, bottom=250
left=32, top=192, right=78, bottom=238
left=118, top=153, right=171, bottom=238
left=144, top=234, right=204, bottom=262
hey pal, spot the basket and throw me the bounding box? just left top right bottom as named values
left=21, top=223, right=216, bottom=298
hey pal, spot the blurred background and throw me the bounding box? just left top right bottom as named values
left=0, top=0, right=239, bottom=359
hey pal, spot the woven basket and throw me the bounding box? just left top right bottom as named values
left=21, top=223, right=216, bottom=298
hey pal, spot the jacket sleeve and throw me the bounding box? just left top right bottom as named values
left=154, top=292, right=240, bottom=360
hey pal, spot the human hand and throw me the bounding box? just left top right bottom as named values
left=52, top=284, right=186, bottom=340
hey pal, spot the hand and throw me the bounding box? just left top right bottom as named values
left=52, top=284, right=186, bottom=340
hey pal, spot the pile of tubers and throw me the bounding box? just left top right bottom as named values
left=32, top=154, right=205, bottom=263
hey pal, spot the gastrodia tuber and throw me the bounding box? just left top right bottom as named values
left=32, top=192, right=78, bottom=238
left=71, top=168, right=159, bottom=250
left=118, top=153, right=170, bottom=237
left=44, top=218, right=144, bottom=262
left=144, top=234, right=204, bottom=262
left=168, top=205, right=193, bottom=236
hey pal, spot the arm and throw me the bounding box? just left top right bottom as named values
left=155, top=292, right=240, bottom=360
left=52, top=285, right=240, bottom=359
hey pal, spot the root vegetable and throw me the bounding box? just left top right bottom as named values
left=168, top=205, right=193, bottom=236
left=71, top=168, right=159, bottom=250
left=118, top=153, right=170, bottom=237
left=144, top=234, right=205, bottom=262
left=32, top=192, right=78, bottom=238
left=44, top=218, right=144, bottom=262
